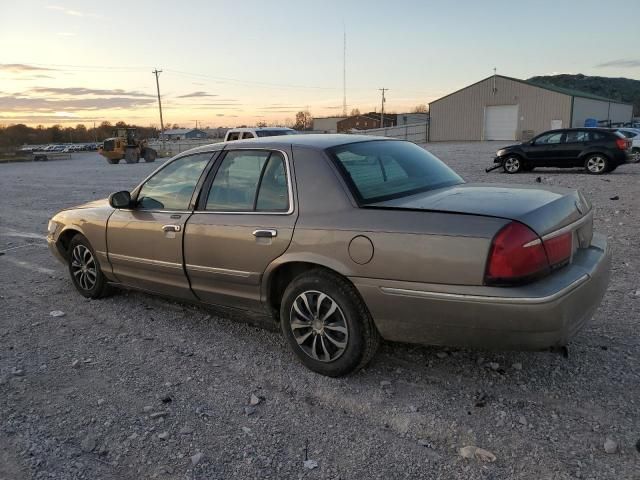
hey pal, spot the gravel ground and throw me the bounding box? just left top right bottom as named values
left=1, top=144, right=639, bottom=480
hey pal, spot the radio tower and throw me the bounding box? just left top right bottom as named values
left=342, top=25, right=347, bottom=117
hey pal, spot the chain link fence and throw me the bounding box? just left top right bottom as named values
left=147, top=139, right=222, bottom=157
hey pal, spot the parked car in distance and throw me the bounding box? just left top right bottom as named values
left=615, top=127, right=640, bottom=162
left=494, top=128, right=631, bottom=174
left=224, top=127, right=297, bottom=142
left=47, top=135, right=611, bottom=376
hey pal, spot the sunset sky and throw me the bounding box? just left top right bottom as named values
left=1, top=0, right=639, bottom=128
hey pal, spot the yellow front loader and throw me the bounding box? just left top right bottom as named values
left=98, top=128, right=157, bottom=164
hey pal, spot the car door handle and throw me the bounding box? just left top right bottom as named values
left=252, top=229, right=277, bottom=238
left=162, top=224, right=181, bottom=233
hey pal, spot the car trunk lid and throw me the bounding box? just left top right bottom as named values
left=368, top=183, right=593, bottom=246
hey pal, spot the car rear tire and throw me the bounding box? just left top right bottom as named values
left=631, top=147, right=640, bottom=163
left=67, top=234, right=112, bottom=299
left=502, top=156, right=522, bottom=173
left=584, top=154, right=609, bottom=174
left=280, top=269, right=380, bottom=377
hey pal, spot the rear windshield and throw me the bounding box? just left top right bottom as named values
left=255, top=130, right=296, bottom=137
left=328, top=140, right=463, bottom=203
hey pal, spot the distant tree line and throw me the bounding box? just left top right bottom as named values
left=0, top=121, right=160, bottom=148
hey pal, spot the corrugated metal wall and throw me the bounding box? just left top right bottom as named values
left=571, top=97, right=633, bottom=127
left=429, top=76, right=572, bottom=141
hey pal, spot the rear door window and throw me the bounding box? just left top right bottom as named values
left=226, top=132, right=240, bottom=141
left=242, top=132, right=255, bottom=139
left=565, top=131, right=589, bottom=143
left=205, top=151, right=289, bottom=212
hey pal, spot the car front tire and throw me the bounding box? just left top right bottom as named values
left=280, top=269, right=380, bottom=377
left=584, top=154, right=609, bottom=174
left=502, top=156, right=522, bottom=173
left=67, top=234, right=112, bottom=299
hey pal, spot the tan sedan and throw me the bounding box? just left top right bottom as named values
left=48, top=135, right=611, bottom=376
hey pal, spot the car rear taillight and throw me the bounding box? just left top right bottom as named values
left=485, top=222, right=573, bottom=286
left=543, top=231, right=572, bottom=266
left=485, top=222, right=548, bottom=285
left=615, top=138, right=628, bottom=150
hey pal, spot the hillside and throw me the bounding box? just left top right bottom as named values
left=527, top=74, right=640, bottom=116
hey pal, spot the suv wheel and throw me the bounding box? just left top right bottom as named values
left=584, top=154, right=609, bottom=174
left=631, top=147, right=640, bottom=164
left=68, top=235, right=112, bottom=299
left=280, top=269, right=380, bottom=377
left=503, top=156, right=522, bottom=173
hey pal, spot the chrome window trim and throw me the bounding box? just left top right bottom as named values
left=380, top=274, right=588, bottom=305
left=196, top=148, right=295, bottom=216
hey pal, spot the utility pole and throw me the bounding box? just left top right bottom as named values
left=190, top=120, right=199, bottom=129
left=342, top=25, right=347, bottom=117
left=93, top=121, right=97, bottom=143
left=152, top=69, right=165, bottom=151
left=379, top=88, right=388, bottom=128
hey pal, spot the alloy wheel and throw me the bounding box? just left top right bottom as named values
left=289, top=290, right=349, bottom=362
left=70, top=244, right=97, bottom=291
left=504, top=157, right=520, bottom=173
left=586, top=156, right=606, bottom=173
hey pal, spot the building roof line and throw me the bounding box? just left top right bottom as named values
left=428, top=74, right=632, bottom=106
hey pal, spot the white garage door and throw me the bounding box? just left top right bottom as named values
left=484, top=105, right=518, bottom=140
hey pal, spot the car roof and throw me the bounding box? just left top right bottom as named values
left=184, top=134, right=393, bottom=155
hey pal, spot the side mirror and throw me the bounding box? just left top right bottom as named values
left=109, top=191, right=131, bottom=209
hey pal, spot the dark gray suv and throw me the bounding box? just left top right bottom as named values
left=494, top=128, right=631, bottom=174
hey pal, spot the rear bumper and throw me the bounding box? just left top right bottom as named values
left=351, top=233, right=611, bottom=350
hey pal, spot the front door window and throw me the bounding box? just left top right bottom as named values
left=137, top=153, right=212, bottom=210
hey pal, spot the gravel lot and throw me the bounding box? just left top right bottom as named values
left=1, top=143, right=638, bottom=479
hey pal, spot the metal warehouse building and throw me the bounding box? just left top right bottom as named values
left=429, top=75, right=633, bottom=141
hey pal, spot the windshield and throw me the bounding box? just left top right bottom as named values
left=328, top=140, right=463, bottom=203
left=255, top=130, right=296, bottom=137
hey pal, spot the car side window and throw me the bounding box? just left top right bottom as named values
left=588, top=131, right=604, bottom=141
left=242, top=132, right=255, bottom=139
left=137, top=153, right=212, bottom=210
left=535, top=132, right=564, bottom=145
left=256, top=153, right=289, bottom=211
left=205, top=150, right=289, bottom=212
left=565, top=131, right=589, bottom=143
left=227, top=132, right=240, bottom=141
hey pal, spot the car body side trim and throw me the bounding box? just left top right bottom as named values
left=185, top=264, right=252, bottom=278
left=108, top=252, right=183, bottom=270
left=380, top=274, right=589, bottom=305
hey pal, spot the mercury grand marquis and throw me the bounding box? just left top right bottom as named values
left=47, top=135, right=611, bottom=376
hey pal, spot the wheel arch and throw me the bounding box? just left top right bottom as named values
left=262, top=256, right=357, bottom=321
left=56, top=227, right=85, bottom=260
left=578, top=149, right=611, bottom=162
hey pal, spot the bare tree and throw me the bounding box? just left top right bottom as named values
left=411, top=104, right=428, bottom=113
left=350, top=108, right=361, bottom=116
left=293, top=111, right=313, bottom=131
